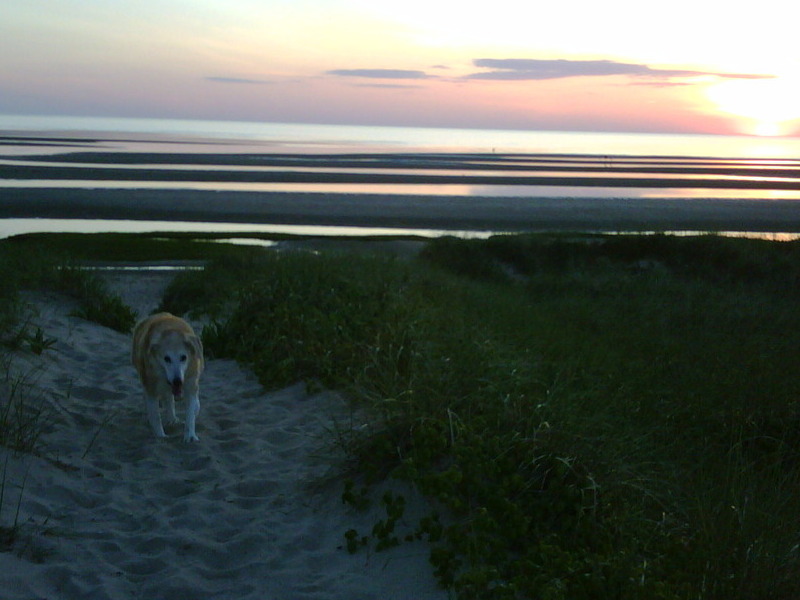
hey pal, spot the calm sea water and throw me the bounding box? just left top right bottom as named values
left=3, top=113, right=800, bottom=158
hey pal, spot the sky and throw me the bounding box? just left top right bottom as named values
left=2, top=0, right=799, bottom=137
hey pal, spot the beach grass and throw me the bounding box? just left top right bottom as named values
left=151, top=232, right=800, bottom=599
left=0, top=239, right=137, bottom=452
left=3, top=231, right=800, bottom=598
left=0, top=239, right=139, bottom=548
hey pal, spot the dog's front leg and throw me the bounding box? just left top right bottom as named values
left=144, top=394, right=167, bottom=438
left=164, top=394, right=179, bottom=427
left=183, top=393, right=200, bottom=442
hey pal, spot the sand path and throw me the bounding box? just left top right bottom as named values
left=0, top=269, right=444, bottom=599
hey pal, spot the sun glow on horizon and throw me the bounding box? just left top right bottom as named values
left=706, top=77, right=800, bottom=136
left=753, top=121, right=782, bottom=137
left=5, top=0, right=800, bottom=135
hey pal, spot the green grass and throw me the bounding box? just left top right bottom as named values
left=4, top=231, right=800, bottom=597
left=49, top=263, right=136, bottom=333
left=0, top=231, right=424, bottom=262
left=1, top=231, right=252, bottom=262
left=155, top=233, right=800, bottom=599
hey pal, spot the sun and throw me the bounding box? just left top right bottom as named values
left=752, top=121, right=782, bottom=137
left=705, top=76, right=800, bottom=136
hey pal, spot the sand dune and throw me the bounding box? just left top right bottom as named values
left=0, top=269, right=445, bottom=599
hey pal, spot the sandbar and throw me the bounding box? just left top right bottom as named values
left=3, top=188, right=800, bottom=233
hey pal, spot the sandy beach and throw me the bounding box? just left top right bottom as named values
left=0, top=270, right=446, bottom=600
left=5, top=188, right=800, bottom=233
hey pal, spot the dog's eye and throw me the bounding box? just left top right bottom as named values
left=180, top=354, right=188, bottom=363
left=164, top=356, right=172, bottom=364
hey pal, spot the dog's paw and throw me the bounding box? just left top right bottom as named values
left=183, top=432, right=200, bottom=443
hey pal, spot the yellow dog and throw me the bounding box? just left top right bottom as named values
left=132, top=313, right=204, bottom=442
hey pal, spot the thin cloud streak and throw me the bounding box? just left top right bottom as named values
left=323, top=59, right=774, bottom=86
left=206, top=76, right=272, bottom=85
left=326, top=69, right=431, bottom=79
left=351, top=83, right=423, bottom=89
left=466, top=58, right=774, bottom=81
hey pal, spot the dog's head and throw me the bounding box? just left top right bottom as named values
left=149, top=330, right=202, bottom=397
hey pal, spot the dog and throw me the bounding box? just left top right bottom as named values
left=132, top=313, right=204, bottom=442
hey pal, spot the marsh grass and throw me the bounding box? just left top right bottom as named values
left=1, top=231, right=249, bottom=262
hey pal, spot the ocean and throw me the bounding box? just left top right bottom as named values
left=1, top=114, right=800, bottom=238
left=4, top=113, right=800, bottom=158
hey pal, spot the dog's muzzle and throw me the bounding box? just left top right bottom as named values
left=171, top=378, right=184, bottom=398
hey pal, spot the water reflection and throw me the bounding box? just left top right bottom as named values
left=3, top=180, right=800, bottom=200
left=1, top=218, right=798, bottom=243
left=0, top=218, right=496, bottom=240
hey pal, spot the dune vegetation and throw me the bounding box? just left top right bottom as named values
left=3, top=231, right=800, bottom=598
left=154, top=232, right=800, bottom=599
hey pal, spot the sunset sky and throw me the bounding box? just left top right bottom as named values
left=2, top=0, right=799, bottom=136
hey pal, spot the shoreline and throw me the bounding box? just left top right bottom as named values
left=4, top=188, right=800, bottom=233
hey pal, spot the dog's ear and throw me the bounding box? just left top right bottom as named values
left=186, top=334, right=203, bottom=358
